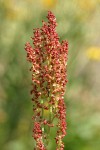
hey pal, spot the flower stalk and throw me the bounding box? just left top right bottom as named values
left=25, top=11, right=68, bottom=150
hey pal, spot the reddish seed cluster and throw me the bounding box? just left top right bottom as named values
left=25, top=11, right=68, bottom=150
left=33, top=122, right=46, bottom=150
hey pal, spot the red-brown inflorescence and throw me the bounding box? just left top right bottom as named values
left=25, top=11, right=68, bottom=150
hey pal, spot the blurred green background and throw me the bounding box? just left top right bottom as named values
left=0, top=0, right=100, bottom=150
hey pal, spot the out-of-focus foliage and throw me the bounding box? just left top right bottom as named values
left=0, top=0, right=100, bottom=150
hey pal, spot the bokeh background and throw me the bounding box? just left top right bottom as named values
left=0, top=0, right=100, bottom=150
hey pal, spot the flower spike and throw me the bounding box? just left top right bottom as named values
left=25, top=11, right=68, bottom=150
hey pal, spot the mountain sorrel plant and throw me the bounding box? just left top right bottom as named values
left=25, top=11, right=68, bottom=150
